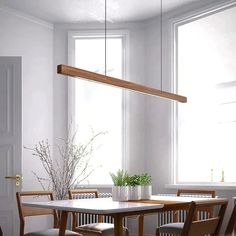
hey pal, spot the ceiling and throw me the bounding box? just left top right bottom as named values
left=0, top=0, right=202, bottom=23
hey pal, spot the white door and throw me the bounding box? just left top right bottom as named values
left=0, top=57, right=22, bottom=236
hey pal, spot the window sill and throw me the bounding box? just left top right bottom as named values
left=166, top=183, right=236, bottom=190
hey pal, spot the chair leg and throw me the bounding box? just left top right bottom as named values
left=156, top=227, right=160, bottom=236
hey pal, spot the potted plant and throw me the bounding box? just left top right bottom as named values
left=139, top=173, right=152, bottom=200
left=110, top=169, right=129, bottom=201
left=127, top=174, right=142, bottom=200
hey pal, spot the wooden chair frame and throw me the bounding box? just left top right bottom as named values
left=16, top=191, right=59, bottom=236
left=68, top=189, right=103, bottom=231
left=156, top=199, right=228, bottom=236
left=68, top=189, right=129, bottom=236
left=177, top=189, right=216, bottom=198
left=225, top=201, right=236, bottom=235
left=175, top=189, right=216, bottom=221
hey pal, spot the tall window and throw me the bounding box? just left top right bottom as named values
left=175, top=6, right=236, bottom=183
left=69, top=32, right=127, bottom=185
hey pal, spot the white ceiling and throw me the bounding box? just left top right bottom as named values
left=0, top=0, right=202, bottom=23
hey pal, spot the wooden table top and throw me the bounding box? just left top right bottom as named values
left=129, top=195, right=228, bottom=210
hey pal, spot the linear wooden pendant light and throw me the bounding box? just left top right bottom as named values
left=57, top=0, right=187, bottom=103
left=57, top=64, right=187, bottom=103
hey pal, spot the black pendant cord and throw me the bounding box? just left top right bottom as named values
left=105, top=0, right=107, bottom=77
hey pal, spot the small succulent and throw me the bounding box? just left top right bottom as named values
left=127, top=175, right=141, bottom=186
left=139, top=173, right=152, bottom=186
left=110, top=169, right=128, bottom=186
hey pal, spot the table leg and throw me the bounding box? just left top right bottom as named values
left=114, top=214, right=123, bottom=236
left=59, top=211, right=68, bottom=236
left=138, top=214, right=144, bottom=236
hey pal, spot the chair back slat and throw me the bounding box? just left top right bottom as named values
left=22, top=205, right=55, bottom=217
left=189, top=217, right=219, bottom=236
left=181, top=199, right=228, bottom=236
left=177, top=189, right=216, bottom=198
left=68, top=189, right=99, bottom=198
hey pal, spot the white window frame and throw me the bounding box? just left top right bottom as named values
left=170, top=1, right=236, bottom=187
left=67, top=30, right=130, bottom=186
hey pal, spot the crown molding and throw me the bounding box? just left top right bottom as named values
left=0, top=6, right=54, bottom=29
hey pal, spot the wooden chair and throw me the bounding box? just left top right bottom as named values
left=175, top=189, right=216, bottom=221
left=225, top=200, right=236, bottom=235
left=68, top=189, right=129, bottom=236
left=16, top=191, right=80, bottom=236
left=177, top=189, right=216, bottom=198
left=156, top=198, right=228, bottom=236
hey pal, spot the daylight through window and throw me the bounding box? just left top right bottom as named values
left=72, top=34, right=126, bottom=185
left=175, top=6, right=236, bottom=183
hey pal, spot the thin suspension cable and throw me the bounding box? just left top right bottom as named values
left=160, top=0, right=163, bottom=90
left=105, top=0, right=107, bottom=77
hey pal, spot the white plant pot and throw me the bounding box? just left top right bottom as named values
left=112, top=186, right=129, bottom=201
left=128, top=185, right=141, bottom=200
left=140, top=185, right=152, bottom=200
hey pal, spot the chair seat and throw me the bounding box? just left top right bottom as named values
left=25, top=228, right=81, bottom=236
left=159, top=222, right=184, bottom=235
left=76, top=223, right=128, bottom=236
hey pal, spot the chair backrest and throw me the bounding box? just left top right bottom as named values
left=68, top=189, right=102, bottom=230
left=176, top=189, right=216, bottom=221
left=225, top=200, right=236, bottom=235
left=68, top=189, right=99, bottom=199
left=16, top=191, right=58, bottom=236
left=177, top=189, right=216, bottom=198
left=181, top=198, right=228, bottom=236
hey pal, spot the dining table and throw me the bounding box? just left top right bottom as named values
left=23, top=195, right=223, bottom=236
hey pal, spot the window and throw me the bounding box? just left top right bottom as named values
left=68, top=31, right=128, bottom=185
left=175, top=6, right=236, bottom=183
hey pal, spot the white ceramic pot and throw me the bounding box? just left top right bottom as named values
left=128, top=185, right=141, bottom=200
left=112, top=186, right=129, bottom=201
left=140, top=185, right=152, bottom=200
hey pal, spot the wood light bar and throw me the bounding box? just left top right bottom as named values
left=57, top=64, right=187, bottom=103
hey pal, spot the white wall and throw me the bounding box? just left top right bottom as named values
left=144, top=17, right=172, bottom=195
left=0, top=8, right=54, bottom=233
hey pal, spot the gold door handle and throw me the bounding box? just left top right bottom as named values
left=5, top=174, right=21, bottom=186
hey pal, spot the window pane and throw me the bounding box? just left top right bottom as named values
left=74, top=36, right=123, bottom=185
left=176, top=6, right=236, bottom=183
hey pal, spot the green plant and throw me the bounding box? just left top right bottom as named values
left=110, top=169, right=128, bottom=186
left=139, top=173, right=152, bottom=186
left=127, top=175, right=141, bottom=186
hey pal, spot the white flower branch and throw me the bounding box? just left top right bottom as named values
left=25, top=129, right=106, bottom=200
